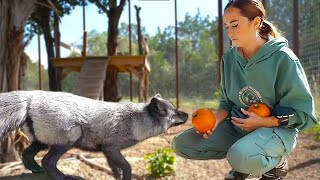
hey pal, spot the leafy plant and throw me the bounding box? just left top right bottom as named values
left=144, top=148, right=176, bottom=178
left=311, top=124, right=320, bottom=141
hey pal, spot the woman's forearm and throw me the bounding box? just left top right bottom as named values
left=214, top=109, right=229, bottom=124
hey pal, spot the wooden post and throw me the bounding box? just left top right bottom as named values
left=293, top=0, right=299, bottom=57
left=128, top=0, right=132, bottom=56
left=38, top=33, right=42, bottom=90
left=174, top=0, right=179, bottom=108
left=82, top=0, right=87, bottom=59
left=128, top=0, right=133, bottom=101
left=218, top=0, right=223, bottom=86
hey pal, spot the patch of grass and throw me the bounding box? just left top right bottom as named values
left=121, top=96, right=220, bottom=111
left=171, top=97, right=220, bottom=110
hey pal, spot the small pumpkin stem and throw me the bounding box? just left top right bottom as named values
left=192, top=112, right=198, bottom=118
left=254, top=104, right=260, bottom=109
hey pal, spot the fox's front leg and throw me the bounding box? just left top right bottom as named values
left=102, top=147, right=131, bottom=180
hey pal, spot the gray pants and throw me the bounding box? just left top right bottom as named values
left=172, top=119, right=297, bottom=177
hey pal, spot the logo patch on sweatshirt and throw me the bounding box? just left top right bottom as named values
left=239, top=86, right=262, bottom=107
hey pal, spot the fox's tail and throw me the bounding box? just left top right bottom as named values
left=0, top=92, right=29, bottom=139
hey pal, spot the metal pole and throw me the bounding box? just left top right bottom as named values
left=129, top=0, right=132, bottom=55
left=38, top=33, right=42, bottom=90
left=128, top=0, right=133, bottom=101
left=293, top=0, right=299, bottom=57
left=82, top=0, right=88, bottom=58
left=218, top=0, right=223, bottom=86
left=82, top=0, right=86, bottom=31
left=174, top=0, right=179, bottom=108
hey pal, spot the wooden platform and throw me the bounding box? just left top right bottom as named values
left=52, top=55, right=150, bottom=77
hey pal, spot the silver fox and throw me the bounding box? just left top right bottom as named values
left=0, top=90, right=188, bottom=180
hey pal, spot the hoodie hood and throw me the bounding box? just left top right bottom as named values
left=234, top=37, right=288, bottom=68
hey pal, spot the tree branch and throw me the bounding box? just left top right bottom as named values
left=93, top=0, right=110, bottom=17
left=117, top=0, right=127, bottom=11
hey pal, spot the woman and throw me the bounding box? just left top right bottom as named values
left=172, top=0, right=318, bottom=179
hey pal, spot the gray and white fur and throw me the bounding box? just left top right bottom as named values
left=0, top=90, right=188, bottom=180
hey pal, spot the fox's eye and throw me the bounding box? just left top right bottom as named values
left=158, top=108, right=167, bottom=115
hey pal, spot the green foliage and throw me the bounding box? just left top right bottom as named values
left=178, top=10, right=219, bottom=98
left=311, top=124, right=320, bottom=141
left=87, top=30, right=108, bottom=56
left=213, top=87, right=222, bottom=99
left=144, top=148, right=176, bottom=178
left=62, top=72, right=79, bottom=92
left=303, top=123, right=320, bottom=142
left=22, top=60, right=49, bottom=90
left=179, top=97, right=220, bottom=110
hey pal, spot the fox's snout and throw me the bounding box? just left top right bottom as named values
left=179, top=111, right=188, bottom=123
left=171, top=110, right=188, bottom=127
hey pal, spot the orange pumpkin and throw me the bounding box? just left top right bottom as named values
left=192, top=108, right=216, bottom=133
left=248, top=103, right=271, bottom=117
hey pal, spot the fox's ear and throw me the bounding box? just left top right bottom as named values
left=150, top=97, right=166, bottom=114
left=154, top=94, right=162, bottom=99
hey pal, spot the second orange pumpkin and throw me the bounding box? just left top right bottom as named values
left=248, top=103, right=271, bottom=117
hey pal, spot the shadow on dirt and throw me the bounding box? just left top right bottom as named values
left=289, top=158, right=320, bottom=172
left=0, top=173, right=85, bottom=180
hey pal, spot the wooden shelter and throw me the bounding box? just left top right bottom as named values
left=52, top=55, right=150, bottom=100
left=51, top=0, right=150, bottom=101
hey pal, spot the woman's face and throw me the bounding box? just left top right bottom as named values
left=223, top=7, right=259, bottom=47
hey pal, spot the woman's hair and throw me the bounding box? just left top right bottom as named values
left=225, top=0, right=282, bottom=39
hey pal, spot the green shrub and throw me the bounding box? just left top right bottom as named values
left=144, top=148, right=176, bottom=178
left=311, top=124, right=320, bottom=141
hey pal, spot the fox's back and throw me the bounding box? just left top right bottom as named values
left=1, top=90, right=148, bottom=148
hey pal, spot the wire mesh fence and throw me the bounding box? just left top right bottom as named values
left=105, top=0, right=320, bottom=115
left=174, top=0, right=320, bottom=113
left=299, top=0, right=320, bottom=117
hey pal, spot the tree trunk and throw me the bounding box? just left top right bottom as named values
left=134, top=5, right=143, bottom=55
left=0, top=0, right=36, bottom=163
left=135, top=5, right=148, bottom=102
left=35, top=5, right=61, bottom=91
left=104, top=16, right=121, bottom=101
left=102, top=0, right=126, bottom=102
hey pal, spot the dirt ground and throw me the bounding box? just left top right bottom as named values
left=0, top=108, right=319, bottom=180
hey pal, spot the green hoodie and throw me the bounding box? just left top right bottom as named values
left=219, top=37, right=318, bottom=132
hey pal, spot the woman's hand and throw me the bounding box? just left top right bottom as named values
left=196, top=109, right=229, bottom=138
left=197, top=122, right=218, bottom=139
left=196, top=123, right=218, bottom=139
left=231, top=108, right=278, bottom=131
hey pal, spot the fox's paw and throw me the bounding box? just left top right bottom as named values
left=31, top=167, right=45, bottom=174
